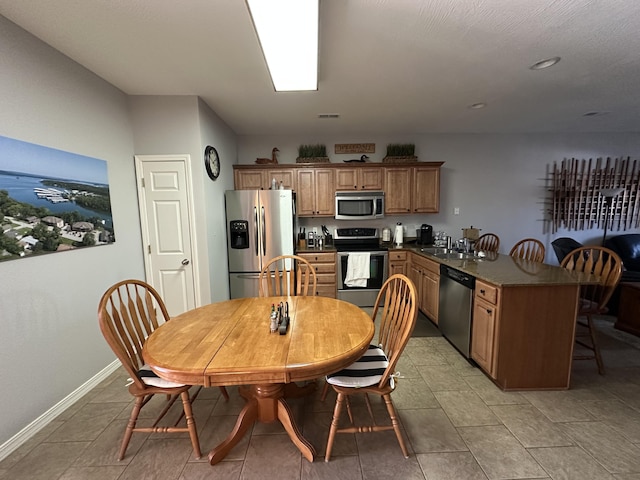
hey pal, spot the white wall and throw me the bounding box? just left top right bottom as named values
left=0, top=17, right=144, bottom=446
left=238, top=133, right=640, bottom=263
left=128, top=95, right=238, bottom=304
left=197, top=98, right=237, bottom=302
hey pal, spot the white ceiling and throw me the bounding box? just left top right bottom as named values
left=2, top=0, right=640, bottom=136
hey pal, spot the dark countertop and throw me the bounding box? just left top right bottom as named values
left=295, top=246, right=337, bottom=254
left=395, top=245, right=594, bottom=287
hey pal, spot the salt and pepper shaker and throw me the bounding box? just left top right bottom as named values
left=269, top=303, right=278, bottom=333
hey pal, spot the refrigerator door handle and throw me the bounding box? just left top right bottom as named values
left=261, top=206, right=266, bottom=256
left=237, top=273, right=260, bottom=279
left=254, top=206, right=259, bottom=257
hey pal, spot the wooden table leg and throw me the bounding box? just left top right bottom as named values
left=208, top=383, right=316, bottom=465
left=208, top=398, right=258, bottom=465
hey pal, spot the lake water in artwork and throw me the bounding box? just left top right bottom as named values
left=0, top=172, right=113, bottom=228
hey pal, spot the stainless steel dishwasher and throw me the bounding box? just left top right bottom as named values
left=438, top=264, right=475, bottom=357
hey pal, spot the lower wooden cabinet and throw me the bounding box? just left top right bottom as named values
left=297, top=252, right=336, bottom=298
left=471, top=280, right=499, bottom=377
left=470, top=279, right=580, bottom=390
left=408, top=252, right=439, bottom=323
left=388, top=250, right=408, bottom=276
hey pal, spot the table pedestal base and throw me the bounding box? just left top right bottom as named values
left=208, top=383, right=317, bottom=465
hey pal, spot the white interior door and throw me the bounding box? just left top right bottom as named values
left=134, top=155, right=199, bottom=317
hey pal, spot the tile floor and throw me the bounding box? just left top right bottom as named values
left=2, top=314, right=640, bottom=480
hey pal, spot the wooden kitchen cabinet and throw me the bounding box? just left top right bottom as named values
left=384, top=165, right=441, bottom=214
left=388, top=250, right=408, bottom=276
left=297, top=251, right=336, bottom=298
left=335, top=167, right=383, bottom=191
left=471, top=280, right=499, bottom=377
left=470, top=279, right=579, bottom=390
left=234, top=168, right=296, bottom=191
left=296, top=168, right=335, bottom=217
left=408, top=252, right=439, bottom=323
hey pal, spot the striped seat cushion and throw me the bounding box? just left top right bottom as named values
left=134, top=365, right=186, bottom=389
left=326, top=345, right=389, bottom=388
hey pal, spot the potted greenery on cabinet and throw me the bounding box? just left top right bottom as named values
left=296, top=144, right=330, bottom=163
left=382, top=143, right=417, bottom=163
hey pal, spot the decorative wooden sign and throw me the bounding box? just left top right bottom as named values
left=334, top=143, right=375, bottom=154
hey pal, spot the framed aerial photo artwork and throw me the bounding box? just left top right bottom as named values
left=0, top=135, right=115, bottom=262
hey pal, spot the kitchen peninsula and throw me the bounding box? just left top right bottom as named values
left=399, top=247, right=594, bottom=391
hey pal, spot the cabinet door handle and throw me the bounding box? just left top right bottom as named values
left=486, top=308, right=492, bottom=314
left=480, top=289, right=486, bottom=294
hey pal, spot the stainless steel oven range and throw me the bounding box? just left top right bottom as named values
left=334, top=227, right=388, bottom=307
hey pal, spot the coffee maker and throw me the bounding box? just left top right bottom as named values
left=416, top=224, right=433, bottom=245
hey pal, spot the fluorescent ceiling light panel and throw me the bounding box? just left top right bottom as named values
left=247, top=0, right=318, bottom=91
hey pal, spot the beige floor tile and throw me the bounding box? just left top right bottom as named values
left=613, top=474, right=640, bottom=479
left=458, top=425, right=547, bottom=480
left=393, top=376, right=440, bottom=410
left=464, top=375, right=530, bottom=406
left=417, top=364, right=470, bottom=392
left=302, top=410, right=358, bottom=458
left=580, top=399, right=640, bottom=443
left=0, top=419, right=65, bottom=470
left=117, top=438, right=193, bottom=480
left=404, top=345, right=449, bottom=366
left=239, top=434, right=302, bottom=480
left=416, top=452, right=489, bottom=479
left=1, top=441, right=90, bottom=480
left=396, top=354, right=423, bottom=379
left=180, top=460, right=243, bottom=480
left=560, top=421, right=640, bottom=474
left=46, top=402, right=129, bottom=442
left=301, top=455, right=362, bottom=480
left=434, top=391, right=500, bottom=427
left=520, top=391, right=595, bottom=423
left=529, top=446, right=615, bottom=480
left=58, top=465, right=127, bottom=480
left=490, top=404, right=573, bottom=448
left=400, top=408, right=467, bottom=453
left=72, top=419, right=148, bottom=466
left=356, top=431, right=425, bottom=480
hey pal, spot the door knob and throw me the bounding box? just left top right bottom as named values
left=181, top=259, right=190, bottom=266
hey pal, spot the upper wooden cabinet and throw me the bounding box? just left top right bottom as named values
left=296, top=168, right=335, bottom=216
left=233, top=162, right=442, bottom=217
left=234, top=168, right=296, bottom=191
left=384, top=165, right=440, bottom=214
left=335, top=167, right=383, bottom=191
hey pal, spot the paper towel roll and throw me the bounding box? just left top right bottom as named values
left=395, top=224, right=404, bottom=245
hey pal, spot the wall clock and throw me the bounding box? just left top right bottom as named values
left=204, top=145, right=220, bottom=181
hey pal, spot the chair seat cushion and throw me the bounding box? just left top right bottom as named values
left=137, top=365, right=186, bottom=389
left=326, top=345, right=389, bottom=388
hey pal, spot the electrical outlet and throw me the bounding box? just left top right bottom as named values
left=454, top=207, right=460, bottom=215
left=313, top=227, right=318, bottom=235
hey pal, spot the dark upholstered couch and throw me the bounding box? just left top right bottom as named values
left=604, top=234, right=640, bottom=314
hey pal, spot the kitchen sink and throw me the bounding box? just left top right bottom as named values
left=420, top=247, right=449, bottom=255
left=431, top=251, right=478, bottom=260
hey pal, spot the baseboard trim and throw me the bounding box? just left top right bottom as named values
left=0, top=359, right=121, bottom=462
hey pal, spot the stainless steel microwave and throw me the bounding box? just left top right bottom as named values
left=335, top=191, right=385, bottom=220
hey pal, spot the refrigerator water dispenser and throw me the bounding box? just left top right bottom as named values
left=229, top=220, right=249, bottom=249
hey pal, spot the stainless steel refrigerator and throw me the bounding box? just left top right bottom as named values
left=225, top=190, right=296, bottom=298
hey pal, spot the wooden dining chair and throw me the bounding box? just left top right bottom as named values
left=324, top=274, right=417, bottom=461
left=98, top=279, right=228, bottom=460
left=561, top=247, right=623, bottom=374
left=509, top=238, right=546, bottom=263
left=259, top=254, right=317, bottom=296
left=474, top=233, right=500, bottom=253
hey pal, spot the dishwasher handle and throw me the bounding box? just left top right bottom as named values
left=440, top=264, right=475, bottom=289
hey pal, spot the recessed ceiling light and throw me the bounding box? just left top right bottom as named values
left=318, top=114, right=340, bottom=119
left=529, top=57, right=561, bottom=70
left=468, top=103, right=486, bottom=109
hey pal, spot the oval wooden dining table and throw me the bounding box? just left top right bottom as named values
left=142, top=295, right=374, bottom=465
